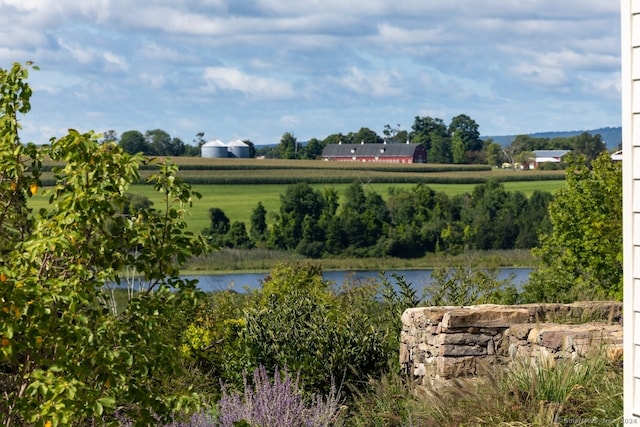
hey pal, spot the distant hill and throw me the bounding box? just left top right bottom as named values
left=482, top=126, right=622, bottom=149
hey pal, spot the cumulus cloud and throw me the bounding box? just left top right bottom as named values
left=333, top=67, right=403, bottom=97
left=0, top=0, right=623, bottom=142
left=203, top=66, right=295, bottom=99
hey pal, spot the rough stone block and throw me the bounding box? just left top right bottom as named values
left=440, top=344, right=486, bottom=356
left=437, top=356, right=476, bottom=378
left=442, top=307, right=530, bottom=331
left=508, top=323, right=533, bottom=340
left=439, top=332, right=493, bottom=345
left=402, top=307, right=453, bottom=327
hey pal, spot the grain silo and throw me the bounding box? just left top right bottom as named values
left=201, top=139, right=228, bottom=158
left=227, top=138, right=250, bottom=158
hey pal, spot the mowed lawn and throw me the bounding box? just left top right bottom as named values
left=28, top=180, right=565, bottom=233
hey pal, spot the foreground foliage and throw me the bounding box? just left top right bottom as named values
left=347, top=348, right=622, bottom=426
left=524, top=152, right=622, bottom=302
left=0, top=63, right=207, bottom=426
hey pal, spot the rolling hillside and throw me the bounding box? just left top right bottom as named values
left=483, top=126, right=621, bottom=148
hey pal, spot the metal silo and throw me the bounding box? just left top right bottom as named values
left=227, top=138, right=250, bottom=158
left=201, top=139, right=228, bottom=158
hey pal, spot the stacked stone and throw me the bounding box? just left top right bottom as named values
left=400, top=302, right=622, bottom=383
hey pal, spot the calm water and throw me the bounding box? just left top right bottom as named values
left=185, top=268, right=531, bottom=293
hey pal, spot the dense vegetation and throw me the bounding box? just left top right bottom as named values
left=111, top=108, right=608, bottom=171
left=0, top=63, right=208, bottom=425
left=204, top=180, right=553, bottom=259
left=0, top=62, right=622, bottom=426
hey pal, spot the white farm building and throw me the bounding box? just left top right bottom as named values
left=228, top=139, right=250, bottom=158
left=201, top=139, right=251, bottom=158
left=201, top=140, right=228, bottom=158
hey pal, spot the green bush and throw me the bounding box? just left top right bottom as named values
left=242, top=263, right=394, bottom=396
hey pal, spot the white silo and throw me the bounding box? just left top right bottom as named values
left=201, top=139, right=228, bottom=158
left=227, top=138, right=250, bottom=158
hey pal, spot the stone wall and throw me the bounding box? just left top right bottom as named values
left=400, top=302, right=623, bottom=383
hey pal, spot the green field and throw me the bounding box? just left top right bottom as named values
left=29, top=180, right=565, bottom=233
left=32, top=157, right=565, bottom=232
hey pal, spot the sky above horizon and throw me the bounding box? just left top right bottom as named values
left=0, top=0, right=622, bottom=146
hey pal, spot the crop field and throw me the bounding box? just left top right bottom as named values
left=30, top=157, right=565, bottom=231
left=29, top=180, right=565, bottom=234
left=39, top=157, right=565, bottom=185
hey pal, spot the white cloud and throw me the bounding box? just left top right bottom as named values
left=202, top=66, right=295, bottom=99
left=335, top=67, right=403, bottom=97
left=58, top=38, right=96, bottom=64
left=103, top=51, right=128, bottom=70
left=375, top=23, right=446, bottom=46
left=0, top=0, right=623, bottom=142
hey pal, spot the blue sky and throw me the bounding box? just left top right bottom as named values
left=0, top=0, right=621, bottom=146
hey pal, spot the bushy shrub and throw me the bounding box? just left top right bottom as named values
left=424, top=265, right=519, bottom=306
left=243, top=263, right=393, bottom=396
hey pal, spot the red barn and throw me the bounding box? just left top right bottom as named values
left=321, top=142, right=427, bottom=163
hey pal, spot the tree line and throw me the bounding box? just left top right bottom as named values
left=204, top=180, right=553, bottom=258
left=108, top=115, right=607, bottom=168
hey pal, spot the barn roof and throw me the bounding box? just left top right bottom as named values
left=532, top=149, right=570, bottom=158
left=322, top=143, right=422, bottom=158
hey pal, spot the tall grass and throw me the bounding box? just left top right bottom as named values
left=184, top=248, right=539, bottom=274
left=346, top=347, right=622, bottom=426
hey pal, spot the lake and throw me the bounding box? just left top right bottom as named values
left=185, top=268, right=531, bottom=293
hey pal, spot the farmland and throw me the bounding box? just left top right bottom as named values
left=32, top=157, right=565, bottom=233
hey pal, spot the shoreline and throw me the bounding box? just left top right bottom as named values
left=182, top=248, right=538, bottom=276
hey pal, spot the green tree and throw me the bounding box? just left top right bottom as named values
left=276, top=132, right=298, bottom=159
left=349, top=127, right=383, bottom=144
left=386, top=184, right=443, bottom=257
left=428, top=132, right=452, bottom=164
left=205, top=207, right=231, bottom=247
left=145, top=129, right=186, bottom=156
left=451, top=131, right=465, bottom=164
left=515, top=190, right=552, bottom=249
left=298, top=137, right=324, bottom=159
left=321, top=133, right=344, bottom=146
left=569, top=132, right=606, bottom=165
left=382, top=124, right=406, bottom=144
left=0, top=62, right=208, bottom=426
left=485, top=140, right=504, bottom=167
left=449, top=114, right=482, bottom=154
left=523, top=152, right=622, bottom=302
left=336, top=182, right=389, bottom=255
left=227, top=221, right=254, bottom=249
left=119, top=130, right=148, bottom=154
left=250, top=202, right=268, bottom=242
left=271, top=183, right=324, bottom=250
left=410, top=116, right=448, bottom=152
